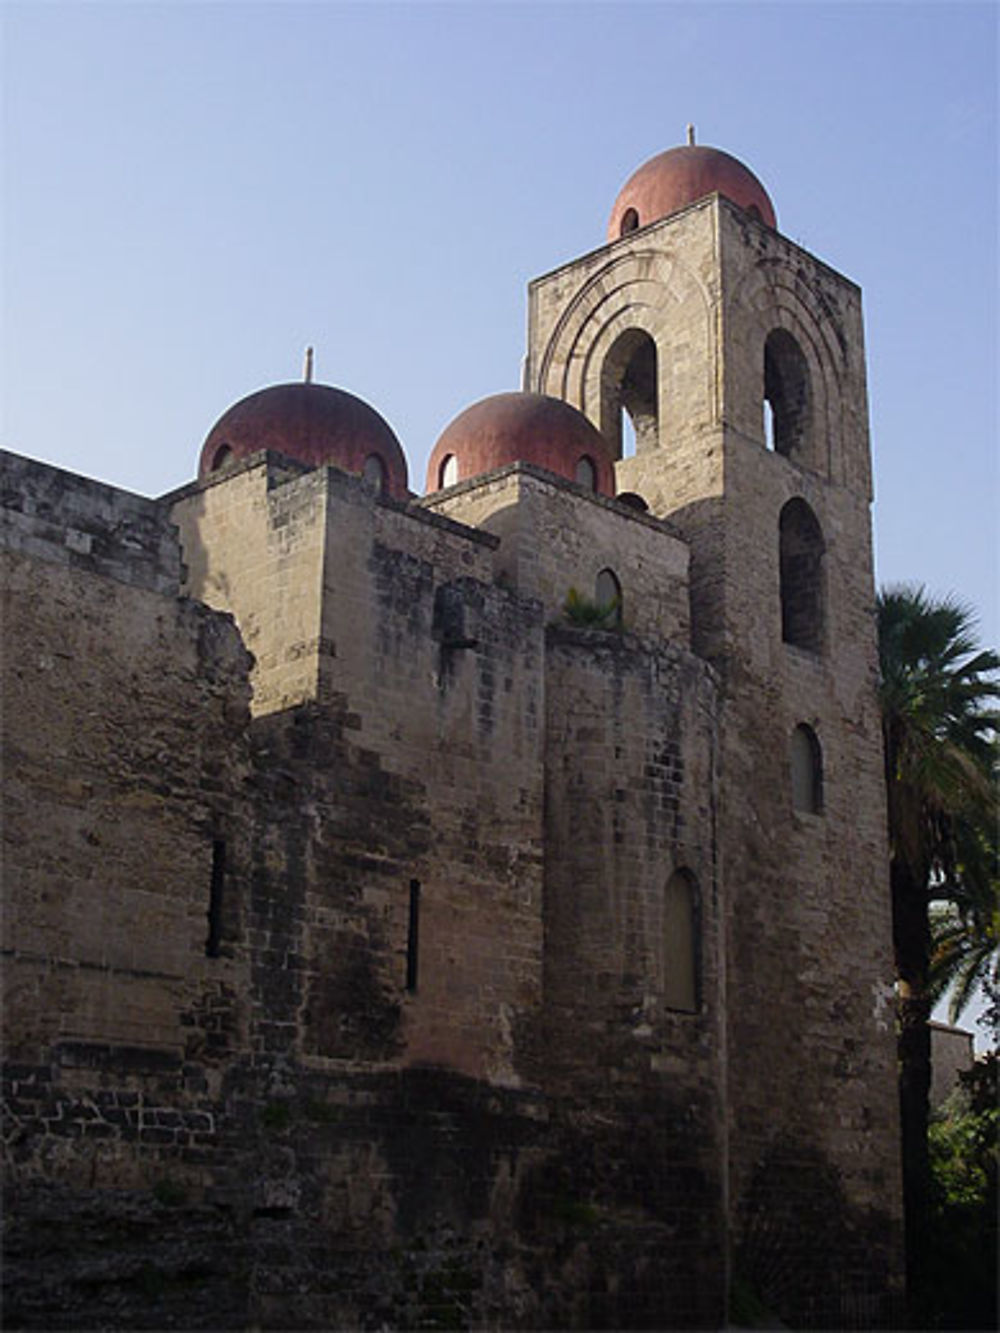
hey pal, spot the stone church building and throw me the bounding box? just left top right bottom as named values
left=2, top=138, right=904, bottom=1328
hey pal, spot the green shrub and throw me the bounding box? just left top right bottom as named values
left=564, top=587, right=620, bottom=629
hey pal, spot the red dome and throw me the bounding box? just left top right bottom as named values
left=426, top=393, right=616, bottom=497
left=608, top=144, right=776, bottom=240
left=198, top=382, right=409, bottom=499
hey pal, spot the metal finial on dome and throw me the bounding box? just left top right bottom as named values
left=686, top=124, right=696, bottom=146
left=303, top=346, right=314, bottom=383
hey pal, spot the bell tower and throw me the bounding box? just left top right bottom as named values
left=525, top=138, right=905, bottom=1325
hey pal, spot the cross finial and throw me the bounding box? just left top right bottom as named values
left=686, top=124, right=696, bottom=146
left=303, top=346, right=314, bottom=383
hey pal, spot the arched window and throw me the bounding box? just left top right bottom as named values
left=211, top=444, right=233, bottom=472
left=764, top=329, right=811, bottom=460
left=620, top=207, right=640, bottom=236
left=363, top=453, right=386, bottom=493
left=438, top=453, right=458, bottom=489
left=790, top=724, right=823, bottom=814
left=600, top=328, right=659, bottom=459
left=575, top=455, right=597, bottom=490
left=779, top=498, right=824, bottom=653
left=595, top=567, right=622, bottom=626
left=664, top=869, right=699, bottom=1013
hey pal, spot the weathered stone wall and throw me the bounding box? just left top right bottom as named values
left=2, top=455, right=728, bottom=1329
left=1, top=491, right=260, bottom=1325
left=1, top=546, right=252, bottom=1071
left=540, top=624, right=725, bottom=1324
left=716, top=436, right=903, bottom=1325
left=422, top=463, right=690, bottom=643
left=541, top=627, right=719, bottom=1084
left=173, top=458, right=547, bottom=1087
left=169, top=454, right=328, bottom=714
left=1, top=451, right=182, bottom=595
left=526, top=197, right=904, bottom=1326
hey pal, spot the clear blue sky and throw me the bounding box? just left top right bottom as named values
left=3, top=3, right=997, bottom=1034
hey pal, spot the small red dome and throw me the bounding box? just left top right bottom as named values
left=426, top=393, right=616, bottom=497
left=608, top=143, right=776, bottom=240
left=198, top=382, right=409, bottom=498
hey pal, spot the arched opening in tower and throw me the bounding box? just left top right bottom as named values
left=764, top=329, right=811, bottom=460
left=600, top=328, right=659, bottom=460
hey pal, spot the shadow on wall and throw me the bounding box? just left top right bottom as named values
left=732, top=1138, right=905, bottom=1331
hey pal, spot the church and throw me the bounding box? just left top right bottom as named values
left=1, top=135, right=904, bottom=1329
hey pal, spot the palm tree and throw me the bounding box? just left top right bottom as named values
left=877, top=585, right=999, bottom=1303
left=929, top=814, right=999, bottom=1027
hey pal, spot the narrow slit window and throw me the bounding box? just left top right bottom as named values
left=664, top=869, right=699, bottom=1013
left=790, top=724, right=824, bottom=814
left=206, top=839, right=226, bottom=958
left=406, top=879, right=421, bottom=992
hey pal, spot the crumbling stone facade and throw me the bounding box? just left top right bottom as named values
left=2, top=143, right=904, bottom=1329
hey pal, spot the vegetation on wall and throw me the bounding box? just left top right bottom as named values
left=563, top=587, right=621, bottom=630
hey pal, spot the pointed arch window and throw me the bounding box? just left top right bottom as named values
left=779, top=498, right=825, bottom=653
left=595, top=567, right=622, bottom=627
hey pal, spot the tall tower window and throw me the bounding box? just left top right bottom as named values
left=790, top=724, right=824, bottom=814
left=600, top=328, right=659, bottom=459
left=764, top=329, right=811, bottom=460
left=664, top=869, right=699, bottom=1013
left=779, top=498, right=825, bottom=653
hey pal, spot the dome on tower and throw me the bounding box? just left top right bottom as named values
left=198, top=381, right=409, bottom=498
left=608, top=140, right=776, bottom=240
left=426, top=392, right=616, bottom=497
